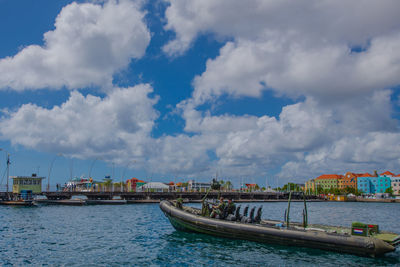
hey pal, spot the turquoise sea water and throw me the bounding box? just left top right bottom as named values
left=0, top=201, right=399, bottom=266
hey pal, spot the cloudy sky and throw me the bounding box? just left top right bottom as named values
left=1, top=0, right=400, bottom=189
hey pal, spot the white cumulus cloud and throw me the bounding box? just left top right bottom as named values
left=0, top=0, right=150, bottom=91
left=0, top=84, right=158, bottom=161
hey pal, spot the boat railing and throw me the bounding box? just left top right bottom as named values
left=284, top=191, right=308, bottom=229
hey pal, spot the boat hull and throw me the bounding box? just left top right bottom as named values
left=0, top=200, right=35, bottom=206
left=160, top=200, right=395, bottom=257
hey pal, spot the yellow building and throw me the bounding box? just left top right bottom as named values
left=12, top=174, right=45, bottom=194
left=305, top=179, right=315, bottom=193
left=314, top=174, right=343, bottom=190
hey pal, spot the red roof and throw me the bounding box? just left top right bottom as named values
left=380, top=171, right=395, bottom=176
left=345, top=172, right=364, bottom=177
left=358, top=173, right=374, bottom=177
left=168, top=182, right=174, bottom=185
left=245, top=183, right=257, bottom=187
left=394, top=174, right=400, bottom=177
left=315, top=174, right=343, bottom=180
left=126, top=178, right=145, bottom=183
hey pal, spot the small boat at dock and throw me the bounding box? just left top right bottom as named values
left=0, top=199, right=35, bottom=206
left=34, top=199, right=86, bottom=206
left=85, top=199, right=127, bottom=205
left=160, top=197, right=400, bottom=257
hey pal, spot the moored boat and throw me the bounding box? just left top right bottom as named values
left=159, top=200, right=399, bottom=257
left=0, top=199, right=35, bottom=206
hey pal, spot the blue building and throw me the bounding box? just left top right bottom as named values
left=357, top=175, right=391, bottom=194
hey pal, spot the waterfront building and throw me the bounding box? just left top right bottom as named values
left=188, top=180, right=211, bottom=192
left=63, top=177, right=95, bottom=192
left=305, top=179, right=315, bottom=193
left=167, top=182, right=176, bottom=191
left=339, top=172, right=362, bottom=190
left=126, top=178, right=146, bottom=192
left=357, top=175, right=391, bottom=194
left=391, top=174, right=400, bottom=196
left=314, top=174, right=343, bottom=191
left=137, top=182, right=169, bottom=192
left=245, top=183, right=258, bottom=192
left=12, top=174, right=45, bottom=194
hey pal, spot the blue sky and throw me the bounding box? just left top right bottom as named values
left=1, top=0, right=400, bottom=190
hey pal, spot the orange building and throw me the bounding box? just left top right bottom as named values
left=339, top=172, right=363, bottom=190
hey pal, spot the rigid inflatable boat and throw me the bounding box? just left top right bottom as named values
left=160, top=200, right=399, bottom=257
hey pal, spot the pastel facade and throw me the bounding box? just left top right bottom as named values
left=126, top=178, right=146, bottom=192
left=391, top=175, right=400, bottom=196
left=315, top=174, right=343, bottom=190
left=357, top=176, right=391, bottom=194
left=12, top=175, right=45, bottom=194
left=339, top=172, right=361, bottom=190
left=305, top=179, right=315, bottom=193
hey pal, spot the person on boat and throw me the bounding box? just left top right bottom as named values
left=210, top=197, right=225, bottom=218
left=176, top=197, right=183, bottom=209
left=226, top=199, right=236, bottom=215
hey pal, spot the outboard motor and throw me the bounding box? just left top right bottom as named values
left=241, top=206, right=249, bottom=223
left=246, top=207, right=256, bottom=223
left=254, top=206, right=262, bottom=223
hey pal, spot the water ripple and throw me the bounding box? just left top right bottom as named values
left=0, top=202, right=399, bottom=266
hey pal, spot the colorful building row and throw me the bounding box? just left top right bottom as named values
left=305, top=171, right=400, bottom=195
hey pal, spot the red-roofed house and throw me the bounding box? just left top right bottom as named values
left=167, top=182, right=176, bottom=191
left=126, top=178, right=146, bottom=192
left=245, top=183, right=258, bottom=192
left=315, top=174, right=343, bottom=190
left=380, top=171, right=395, bottom=177
left=339, top=172, right=362, bottom=190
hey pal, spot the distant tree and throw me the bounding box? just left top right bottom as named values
left=385, top=187, right=393, bottom=196
left=224, top=181, right=233, bottom=191
left=211, top=179, right=221, bottom=191
left=282, top=183, right=301, bottom=192
left=333, top=188, right=341, bottom=195
left=103, top=179, right=112, bottom=192
left=344, top=186, right=356, bottom=195
left=356, top=189, right=363, bottom=196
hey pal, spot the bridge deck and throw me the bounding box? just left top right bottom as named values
left=39, top=191, right=319, bottom=200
